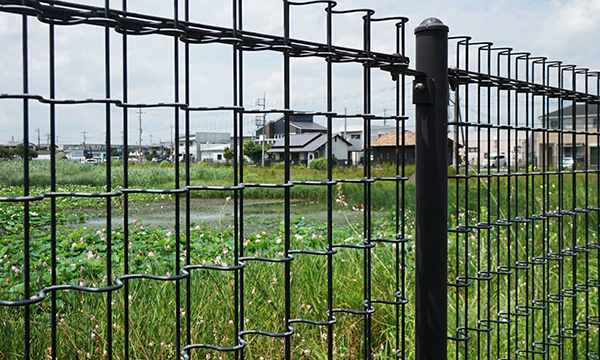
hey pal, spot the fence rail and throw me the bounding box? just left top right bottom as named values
left=0, top=1, right=598, bottom=359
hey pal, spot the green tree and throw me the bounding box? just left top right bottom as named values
left=243, top=140, right=263, bottom=164
left=145, top=149, right=158, bottom=161
left=11, top=143, right=38, bottom=160
left=223, top=147, right=234, bottom=163
left=0, top=146, right=10, bottom=159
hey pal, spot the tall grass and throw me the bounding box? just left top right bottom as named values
left=0, top=160, right=412, bottom=209
left=1, top=160, right=598, bottom=359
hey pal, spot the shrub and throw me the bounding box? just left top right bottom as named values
left=309, top=158, right=328, bottom=170
left=270, top=161, right=285, bottom=169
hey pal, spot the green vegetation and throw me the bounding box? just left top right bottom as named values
left=0, top=160, right=414, bottom=209
left=0, top=144, right=38, bottom=160
left=223, top=147, right=233, bottom=163
left=0, top=161, right=598, bottom=359
left=243, top=140, right=264, bottom=165
left=309, top=157, right=337, bottom=170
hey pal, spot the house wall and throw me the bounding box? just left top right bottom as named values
left=325, top=137, right=351, bottom=161
left=373, top=147, right=416, bottom=165
left=536, top=113, right=600, bottom=167
left=457, top=129, right=537, bottom=168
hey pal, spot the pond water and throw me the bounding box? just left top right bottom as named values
left=75, top=198, right=390, bottom=233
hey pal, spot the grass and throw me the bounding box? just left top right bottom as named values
left=0, top=161, right=599, bottom=359
left=0, top=160, right=413, bottom=209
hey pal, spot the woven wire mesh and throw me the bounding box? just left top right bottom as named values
left=447, top=38, right=600, bottom=359
left=0, top=1, right=412, bottom=359
left=2, top=1, right=600, bottom=360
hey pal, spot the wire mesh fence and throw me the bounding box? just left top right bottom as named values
left=447, top=40, right=600, bottom=359
left=0, top=1, right=411, bottom=359
left=0, top=1, right=598, bottom=360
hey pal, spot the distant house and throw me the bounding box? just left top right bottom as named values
left=268, top=133, right=357, bottom=167
left=539, top=104, right=600, bottom=167
left=255, top=114, right=326, bottom=146
left=179, top=132, right=233, bottom=163
left=340, top=124, right=399, bottom=165
left=370, top=131, right=456, bottom=166
left=4, top=141, right=37, bottom=151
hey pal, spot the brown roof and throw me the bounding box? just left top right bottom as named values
left=371, top=132, right=416, bottom=147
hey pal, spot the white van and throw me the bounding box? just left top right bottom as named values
left=489, top=154, right=506, bottom=168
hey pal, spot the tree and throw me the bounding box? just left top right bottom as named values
left=243, top=140, right=263, bottom=164
left=223, top=147, right=234, bottom=163
left=11, top=143, right=37, bottom=160
left=145, top=149, right=158, bottom=161
left=0, top=146, right=10, bottom=160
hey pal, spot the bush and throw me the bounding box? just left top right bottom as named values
left=309, top=158, right=329, bottom=170
left=159, top=160, right=172, bottom=168
left=270, top=161, right=285, bottom=169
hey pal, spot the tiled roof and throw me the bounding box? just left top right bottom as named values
left=370, top=132, right=416, bottom=147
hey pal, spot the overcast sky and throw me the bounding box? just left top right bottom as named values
left=0, top=0, right=599, bottom=146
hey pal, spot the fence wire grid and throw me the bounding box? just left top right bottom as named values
left=0, top=1, right=598, bottom=360
left=447, top=40, right=600, bottom=359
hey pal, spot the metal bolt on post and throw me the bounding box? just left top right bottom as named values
left=414, top=17, right=449, bottom=360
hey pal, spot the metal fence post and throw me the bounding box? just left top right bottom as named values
left=414, top=17, right=449, bottom=360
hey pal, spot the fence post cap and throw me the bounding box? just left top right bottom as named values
left=414, top=17, right=448, bottom=33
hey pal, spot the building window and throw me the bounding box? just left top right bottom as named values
left=217, top=154, right=222, bottom=160
left=591, top=147, right=599, bottom=166
left=468, top=147, right=477, bottom=153
left=350, top=134, right=361, bottom=140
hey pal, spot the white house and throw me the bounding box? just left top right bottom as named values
left=179, top=132, right=230, bottom=163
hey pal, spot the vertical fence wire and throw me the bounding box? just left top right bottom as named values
left=448, top=32, right=600, bottom=360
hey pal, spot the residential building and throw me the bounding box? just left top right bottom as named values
left=370, top=131, right=457, bottom=166
left=4, top=141, right=37, bottom=151
left=268, top=133, right=357, bottom=167
left=255, top=114, right=326, bottom=146
left=178, top=132, right=231, bottom=163
left=455, top=129, right=536, bottom=169
left=341, top=124, right=399, bottom=165
left=538, top=104, right=599, bottom=167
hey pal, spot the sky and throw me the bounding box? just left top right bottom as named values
left=0, top=0, right=599, bottom=147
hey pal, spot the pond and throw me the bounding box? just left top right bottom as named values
left=74, top=198, right=391, bottom=234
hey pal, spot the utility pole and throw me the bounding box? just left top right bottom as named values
left=383, top=107, right=387, bottom=126
left=170, top=125, right=174, bottom=160
left=35, top=127, right=40, bottom=150
left=138, top=108, right=144, bottom=161
left=81, top=131, right=87, bottom=160
left=256, top=93, right=266, bottom=167
left=344, top=106, right=347, bottom=140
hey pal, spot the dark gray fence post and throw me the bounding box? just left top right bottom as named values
left=414, top=17, right=449, bottom=360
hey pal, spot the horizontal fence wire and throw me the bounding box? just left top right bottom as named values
left=0, top=1, right=412, bottom=359
left=447, top=37, right=600, bottom=359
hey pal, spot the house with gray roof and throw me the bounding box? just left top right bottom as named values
left=538, top=104, right=600, bottom=167
left=255, top=113, right=326, bottom=146
left=268, top=133, right=358, bottom=167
